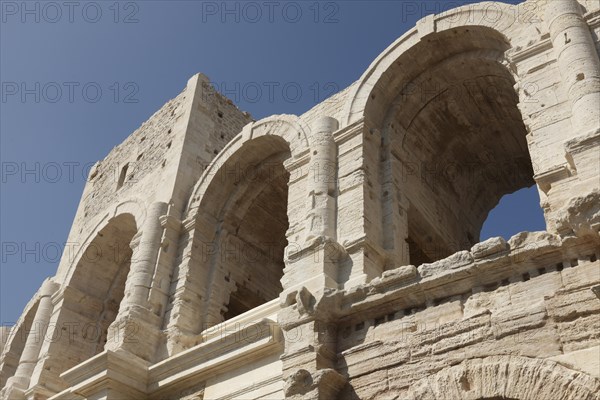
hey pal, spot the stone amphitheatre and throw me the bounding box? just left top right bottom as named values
left=1, top=0, right=599, bottom=398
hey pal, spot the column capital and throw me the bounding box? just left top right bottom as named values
left=38, top=279, right=60, bottom=298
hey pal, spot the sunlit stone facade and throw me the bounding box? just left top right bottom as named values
left=2, top=1, right=599, bottom=399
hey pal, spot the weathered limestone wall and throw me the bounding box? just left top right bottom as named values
left=1, top=0, right=599, bottom=399
left=0, top=74, right=254, bottom=399
left=335, top=233, right=600, bottom=399
left=275, top=1, right=600, bottom=399
left=54, top=73, right=252, bottom=284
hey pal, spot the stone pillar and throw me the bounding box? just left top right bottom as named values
left=543, top=0, right=600, bottom=236
left=105, top=201, right=168, bottom=361
left=281, top=117, right=343, bottom=299
left=163, top=212, right=215, bottom=356
left=150, top=204, right=183, bottom=320
left=306, top=116, right=339, bottom=241
left=546, top=0, right=600, bottom=136
left=334, top=120, right=387, bottom=289
left=3, top=280, right=59, bottom=399
left=147, top=204, right=183, bottom=359
left=382, top=135, right=411, bottom=269
left=279, top=287, right=345, bottom=400
left=280, top=118, right=346, bottom=398
left=125, top=201, right=168, bottom=308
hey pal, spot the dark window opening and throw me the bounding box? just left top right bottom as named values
left=406, top=237, right=433, bottom=266
left=117, top=163, right=129, bottom=190
left=220, top=163, right=289, bottom=320
left=210, top=138, right=291, bottom=324
left=223, top=284, right=270, bottom=320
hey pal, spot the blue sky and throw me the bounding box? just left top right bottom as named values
left=0, top=0, right=544, bottom=324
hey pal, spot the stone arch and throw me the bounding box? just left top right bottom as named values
left=61, top=198, right=147, bottom=286
left=26, top=213, right=139, bottom=394
left=195, top=136, right=291, bottom=325
left=337, top=4, right=544, bottom=267
left=403, top=356, right=600, bottom=400
left=186, top=114, right=310, bottom=217
left=0, top=295, right=39, bottom=388
left=171, top=115, right=308, bottom=337
left=341, top=2, right=527, bottom=127
left=64, top=213, right=138, bottom=355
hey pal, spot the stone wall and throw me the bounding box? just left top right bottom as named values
left=335, top=233, right=600, bottom=399
left=1, top=0, right=599, bottom=399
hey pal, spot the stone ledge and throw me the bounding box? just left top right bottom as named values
left=49, top=310, right=283, bottom=399
left=51, top=350, right=149, bottom=399
left=149, top=319, right=282, bottom=396
left=338, top=232, right=597, bottom=322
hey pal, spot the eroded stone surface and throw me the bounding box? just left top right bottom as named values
left=1, top=0, right=600, bottom=399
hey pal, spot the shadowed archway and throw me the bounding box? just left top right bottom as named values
left=368, top=25, right=539, bottom=266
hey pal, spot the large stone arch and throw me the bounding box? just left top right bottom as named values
left=24, top=212, right=139, bottom=395
left=186, top=116, right=310, bottom=326
left=60, top=198, right=147, bottom=286
left=164, top=116, right=310, bottom=353
left=0, top=294, right=39, bottom=388
left=402, top=356, right=600, bottom=400
left=186, top=114, right=310, bottom=217
left=65, top=213, right=138, bottom=351
left=190, top=123, right=298, bottom=324
left=336, top=3, right=546, bottom=268
left=341, top=2, right=529, bottom=127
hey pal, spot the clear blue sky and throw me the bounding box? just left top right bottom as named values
left=0, top=0, right=543, bottom=324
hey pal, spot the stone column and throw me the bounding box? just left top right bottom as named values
left=279, top=287, right=345, bottom=400
left=306, top=116, right=339, bottom=241
left=544, top=0, right=600, bottom=236
left=279, top=120, right=346, bottom=398
left=149, top=204, right=183, bottom=319
left=125, top=201, right=168, bottom=308
left=3, top=280, right=59, bottom=399
left=382, top=136, right=411, bottom=268
left=334, top=120, right=387, bottom=289
left=546, top=0, right=600, bottom=135
left=281, top=117, right=343, bottom=299
left=105, top=201, right=168, bottom=361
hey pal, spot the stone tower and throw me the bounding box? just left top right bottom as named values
left=1, top=1, right=599, bottom=399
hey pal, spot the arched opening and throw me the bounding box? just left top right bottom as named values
left=377, top=26, right=539, bottom=265
left=480, top=186, right=546, bottom=241
left=220, top=157, right=290, bottom=320
left=404, top=356, right=600, bottom=400
left=196, top=135, right=291, bottom=325
left=0, top=302, right=38, bottom=387
left=67, top=214, right=136, bottom=358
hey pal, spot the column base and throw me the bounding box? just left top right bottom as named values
left=105, top=305, right=164, bottom=362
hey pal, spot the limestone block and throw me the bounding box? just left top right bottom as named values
left=369, top=265, right=417, bottom=289
left=549, top=345, right=600, bottom=378
left=491, top=304, right=548, bottom=340
left=418, top=251, right=474, bottom=278
left=470, top=237, right=509, bottom=259
left=545, top=287, right=600, bottom=322
left=341, top=369, right=390, bottom=400
left=554, top=189, right=600, bottom=237
left=507, top=231, right=563, bottom=261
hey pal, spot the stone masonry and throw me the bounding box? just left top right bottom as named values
left=1, top=0, right=599, bottom=399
